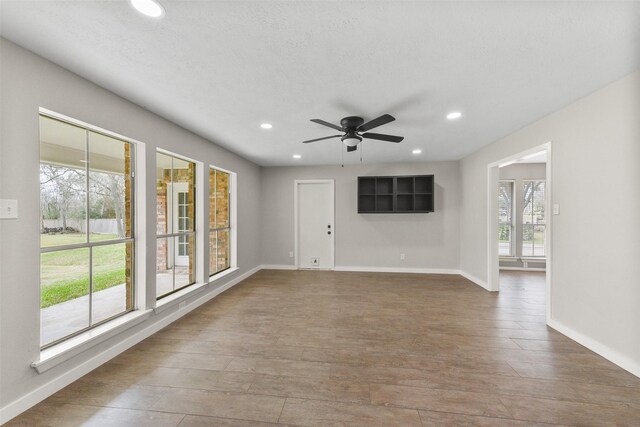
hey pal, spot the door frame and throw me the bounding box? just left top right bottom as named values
left=487, top=141, right=552, bottom=322
left=294, top=179, right=335, bottom=270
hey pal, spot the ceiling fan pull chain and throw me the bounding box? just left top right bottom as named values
left=341, top=141, right=344, bottom=167
left=360, top=142, right=363, bottom=162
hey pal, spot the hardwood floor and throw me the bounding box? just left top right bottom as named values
left=9, top=270, right=640, bottom=426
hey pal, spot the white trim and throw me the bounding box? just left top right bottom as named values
left=499, top=267, right=546, bottom=272
left=156, top=146, right=199, bottom=164
left=38, top=107, right=147, bottom=146
left=334, top=266, right=460, bottom=275
left=207, top=166, right=237, bottom=273
left=487, top=165, right=500, bottom=291
left=134, top=141, right=147, bottom=311
left=0, top=265, right=261, bottom=425
left=547, top=319, right=640, bottom=379
left=460, top=270, right=491, bottom=291
left=32, top=309, right=152, bottom=373
left=487, top=141, right=552, bottom=321
left=209, top=266, right=240, bottom=282
left=154, top=282, right=208, bottom=314
left=261, top=264, right=297, bottom=270
left=293, top=179, right=335, bottom=270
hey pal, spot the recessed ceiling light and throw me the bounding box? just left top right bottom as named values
left=130, top=0, right=165, bottom=18
left=412, top=149, right=422, bottom=155
left=446, top=111, right=462, bottom=120
left=292, top=154, right=301, bottom=159
left=260, top=123, right=273, bottom=129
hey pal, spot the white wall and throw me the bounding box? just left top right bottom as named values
left=0, top=38, right=262, bottom=414
left=460, top=70, right=640, bottom=375
left=260, top=161, right=460, bottom=271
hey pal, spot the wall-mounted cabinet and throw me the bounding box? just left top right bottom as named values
left=358, top=175, right=434, bottom=213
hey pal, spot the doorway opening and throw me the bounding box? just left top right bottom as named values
left=294, top=180, right=335, bottom=270
left=487, top=142, right=551, bottom=322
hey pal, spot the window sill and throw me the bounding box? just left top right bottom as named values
left=32, top=309, right=153, bottom=374
left=154, top=282, right=208, bottom=314
left=209, top=267, right=239, bottom=284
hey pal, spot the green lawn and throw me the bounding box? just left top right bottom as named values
left=40, top=233, right=128, bottom=308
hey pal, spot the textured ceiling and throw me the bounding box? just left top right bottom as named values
left=1, top=1, right=639, bottom=166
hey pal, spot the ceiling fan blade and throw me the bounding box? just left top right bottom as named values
left=302, top=135, right=342, bottom=143
left=358, top=114, right=395, bottom=132
left=347, top=145, right=358, bottom=152
left=361, top=132, right=404, bottom=143
left=310, top=119, right=343, bottom=131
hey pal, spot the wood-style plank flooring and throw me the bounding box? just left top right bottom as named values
left=9, top=270, right=640, bottom=426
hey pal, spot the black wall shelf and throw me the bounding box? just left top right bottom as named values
left=358, top=175, right=434, bottom=213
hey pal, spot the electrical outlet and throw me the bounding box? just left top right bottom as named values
left=400, top=253, right=405, bottom=260
left=553, top=204, right=560, bottom=215
left=179, top=301, right=187, bottom=310
left=0, top=199, right=18, bottom=219
left=289, top=251, right=294, bottom=258
left=311, top=257, right=319, bottom=267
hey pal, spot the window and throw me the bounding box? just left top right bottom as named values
left=156, top=152, right=196, bottom=298
left=209, top=167, right=231, bottom=276
left=522, top=180, right=546, bottom=257
left=498, top=180, right=515, bottom=256
left=39, top=114, right=134, bottom=348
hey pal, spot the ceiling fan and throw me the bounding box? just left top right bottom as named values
left=303, top=114, right=404, bottom=152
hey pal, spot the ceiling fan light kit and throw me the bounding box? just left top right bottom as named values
left=303, top=114, right=404, bottom=153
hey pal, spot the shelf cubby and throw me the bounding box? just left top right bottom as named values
left=357, top=175, right=434, bottom=214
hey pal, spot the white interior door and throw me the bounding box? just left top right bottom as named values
left=172, top=182, right=190, bottom=266
left=296, top=180, right=334, bottom=269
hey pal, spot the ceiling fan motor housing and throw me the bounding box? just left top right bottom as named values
left=340, top=116, right=365, bottom=130
left=340, top=117, right=364, bottom=146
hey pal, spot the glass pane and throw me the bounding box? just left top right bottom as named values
left=498, top=225, right=511, bottom=256
left=40, top=248, right=90, bottom=346
left=156, top=152, right=172, bottom=235
left=175, top=235, right=196, bottom=290
left=91, top=242, right=133, bottom=324
left=172, top=157, right=195, bottom=233
left=156, top=237, right=174, bottom=298
left=498, top=181, right=513, bottom=223
left=534, top=225, right=546, bottom=257
left=533, top=181, right=546, bottom=224
left=89, top=132, right=132, bottom=241
left=215, top=170, right=230, bottom=229
left=216, top=229, right=230, bottom=272
left=522, top=225, right=534, bottom=257
left=209, top=169, right=216, bottom=229
left=39, top=115, right=87, bottom=248
left=209, top=231, right=217, bottom=274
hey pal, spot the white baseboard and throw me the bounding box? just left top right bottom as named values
left=499, top=266, right=546, bottom=272
left=333, top=266, right=460, bottom=275
left=459, top=270, right=491, bottom=291
left=547, top=318, right=640, bottom=379
left=0, top=265, right=261, bottom=425
left=261, top=264, right=297, bottom=270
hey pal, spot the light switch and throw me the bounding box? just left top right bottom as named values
left=553, top=204, right=560, bottom=215
left=0, top=199, right=18, bottom=219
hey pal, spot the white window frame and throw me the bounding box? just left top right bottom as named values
left=209, top=165, right=237, bottom=280
left=34, top=107, right=148, bottom=367
left=155, top=148, right=205, bottom=301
